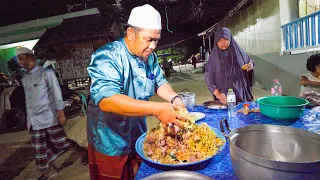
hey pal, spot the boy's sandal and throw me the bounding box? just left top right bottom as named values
left=37, top=166, right=58, bottom=180
left=37, top=174, right=51, bottom=180
left=37, top=172, right=57, bottom=180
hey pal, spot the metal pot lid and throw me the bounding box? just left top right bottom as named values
left=229, top=124, right=320, bottom=171
left=142, top=170, right=213, bottom=180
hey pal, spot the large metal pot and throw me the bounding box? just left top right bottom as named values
left=220, top=119, right=320, bottom=180
left=178, top=89, right=196, bottom=110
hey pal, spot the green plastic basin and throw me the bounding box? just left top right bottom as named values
left=257, top=96, right=309, bottom=120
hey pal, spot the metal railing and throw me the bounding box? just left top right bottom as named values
left=281, top=10, right=320, bottom=51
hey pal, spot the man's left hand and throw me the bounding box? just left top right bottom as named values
left=57, top=110, right=67, bottom=126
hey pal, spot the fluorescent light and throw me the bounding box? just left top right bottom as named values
left=0, top=39, right=39, bottom=50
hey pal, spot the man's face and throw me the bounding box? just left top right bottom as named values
left=127, top=27, right=161, bottom=61
left=217, top=38, right=231, bottom=51
left=17, top=53, right=36, bottom=71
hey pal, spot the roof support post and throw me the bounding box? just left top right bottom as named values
left=208, top=36, right=212, bottom=52
left=202, top=35, right=206, bottom=46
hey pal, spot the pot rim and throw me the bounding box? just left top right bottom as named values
left=229, top=124, right=320, bottom=172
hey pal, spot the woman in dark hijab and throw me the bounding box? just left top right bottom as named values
left=205, top=27, right=254, bottom=104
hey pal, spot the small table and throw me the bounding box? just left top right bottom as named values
left=135, top=102, right=316, bottom=180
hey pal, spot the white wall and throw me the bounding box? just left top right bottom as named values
left=251, top=52, right=311, bottom=96
left=224, top=0, right=311, bottom=96
left=299, top=0, right=320, bottom=17
left=280, top=0, right=299, bottom=25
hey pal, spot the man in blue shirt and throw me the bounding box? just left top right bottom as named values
left=87, top=4, right=185, bottom=180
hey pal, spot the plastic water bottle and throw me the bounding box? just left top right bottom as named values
left=271, top=79, right=282, bottom=96
left=227, top=88, right=237, bottom=118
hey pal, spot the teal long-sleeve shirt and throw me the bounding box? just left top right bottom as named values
left=87, top=38, right=167, bottom=156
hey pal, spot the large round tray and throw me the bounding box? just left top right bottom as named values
left=202, top=100, right=227, bottom=110
left=135, top=127, right=226, bottom=170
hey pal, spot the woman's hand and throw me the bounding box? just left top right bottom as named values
left=242, top=62, right=253, bottom=72
left=246, top=62, right=253, bottom=72
left=217, top=93, right=227, bottom=104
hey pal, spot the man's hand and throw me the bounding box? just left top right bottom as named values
left=172, top=96, right=185, bottom=108
left=155, top=102, right=186, bottom=128
left=57, top=110, right=67, bottom=126
left=217, top=93, right=227, bottom=104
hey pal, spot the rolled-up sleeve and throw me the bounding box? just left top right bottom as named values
left=45, top=70, right=65, bottom=110
left=152, top=54, right=167, bottom=90
left=205, top=55, right=217, bottom=94
left=240, top=47, right=254, bottom=66
left=87, top=48, right=123, bottom=105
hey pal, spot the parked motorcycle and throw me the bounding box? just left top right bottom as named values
left=62, top=85, right=88, bottom=119
left=0, top=86, right=27, bottom=133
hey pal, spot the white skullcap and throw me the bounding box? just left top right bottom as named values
left=127, top=4, right=162, bottom=30
left=16, top=47, right=34, bottom=56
